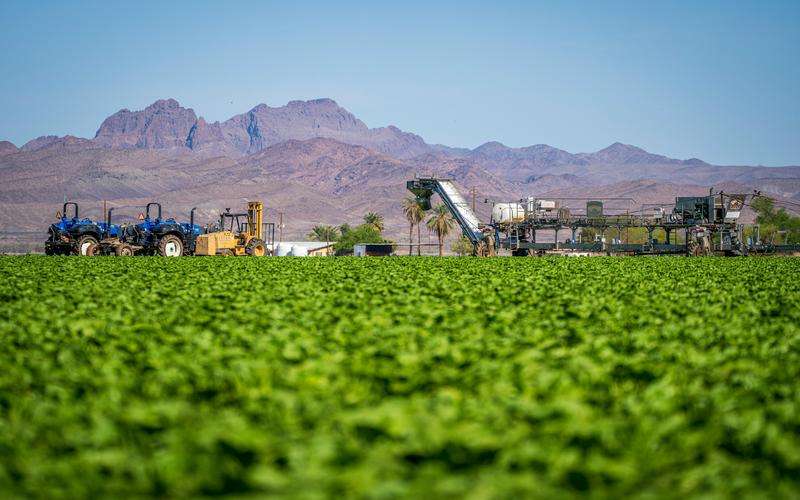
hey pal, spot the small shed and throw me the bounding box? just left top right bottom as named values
left=354, top=243, right=394, bottom=257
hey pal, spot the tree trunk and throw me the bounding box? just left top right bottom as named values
left=409, top=223, right=413, bottom=255
left=438, top=233, right=443, bottom=256
left=417, top=223, right=421, bottom=256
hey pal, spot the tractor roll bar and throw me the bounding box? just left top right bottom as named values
left=63, top=202, right=79, bottom=219
left=146, top=202, right=162, bottom=220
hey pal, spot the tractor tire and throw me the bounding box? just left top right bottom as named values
left=115, top=244, right=134, bottom=256
left=246, top=238, right=266, bottom=256
left=218, top=249, right=235, bottom=256
left=158, top=235, right=184, bottom=257
left=75, top=235, right=99, bottom=256
left=85, top=243, right=101, bottom=256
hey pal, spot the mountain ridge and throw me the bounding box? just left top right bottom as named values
left=11, top=97, right=741, bottom=168
left=2, top=97, right=799, bottom=249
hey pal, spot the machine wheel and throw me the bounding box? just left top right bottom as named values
left=511, top=248, right=529, bottom=257
left=158, top=235, right=184, bottom=257
left=115, top=244, right=134, bottom=256
left=85, top=243, right=101, bottom=256
left=246, top=238, right=266, bottom=256
left=75, top=235, right=99, bottom=256
left=218, top=249, right=234, bottom=256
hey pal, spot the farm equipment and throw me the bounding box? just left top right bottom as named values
left=407, top=177, right=782, bottom=256
left=118, top=203, right=201, bottom=256
left=45, top=202, right=119, bottom=255
left=194, top=201, right=274, bottom=256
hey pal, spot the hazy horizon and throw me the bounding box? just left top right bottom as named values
left=1, top=0, right=798, bottom=166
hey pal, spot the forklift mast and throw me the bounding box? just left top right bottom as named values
left=248, top=202, right=263, bottom=240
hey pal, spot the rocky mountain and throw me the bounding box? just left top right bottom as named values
left=575, top=142, right=706, bottom=166
left=94, top=99, right=198, bottom=150
left=0, top=141, right=17, bottom=156
left=20, top=135, right=93, bottom=153
left=2, top=96, right=799, bottom=251
left=91, top=98, right=433, bottom=159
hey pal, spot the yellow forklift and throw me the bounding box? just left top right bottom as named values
left=195, top=201, right=274, bottom=256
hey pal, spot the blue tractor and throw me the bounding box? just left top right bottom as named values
left=45, top=202, right=120, bottom=255
left=119, top=203, right=201, bottom=256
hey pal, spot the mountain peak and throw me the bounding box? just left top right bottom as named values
left=585, top=142, right=679, bottom=165
left=20, top=135, right=91, bottom=152
left=683, top=158, right=709, bottom=166
left=598, top=142, right=646, bottom=154
left=148, top=98, right=182, bottom=110
left=21, top=135, right=60, bottom=151
left=474, top=141, right=508, bottom=153
left=94, top=99, right=198, bottom=149
left=288, top=98, right=339, bottom=107
left=0, top=140, right=18, bottom=156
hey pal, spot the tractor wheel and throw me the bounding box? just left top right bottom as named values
left=115, top=244, right=134, bottom=256
left=246, top=238, right=266, bottom=256
left=158, top=235, right=184, bottom=257
left=85, top=243, right=101, bottom=256
left=75, top=235, right=99, bottom=256
left=218, top=249, right=234, bottom=256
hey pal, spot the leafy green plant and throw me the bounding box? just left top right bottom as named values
left=0, top=256, right=799, bottom=498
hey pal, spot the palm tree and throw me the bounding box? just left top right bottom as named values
left=363, top=212, right=384, bottom=233
left=426, top=204, right=455, bottom=256
left=401, top=197, right=425, bottom=255
left=308, top=225, right=339, bottom=243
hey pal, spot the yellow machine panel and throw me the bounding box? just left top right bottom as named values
left=195, top=231, right=237, bottom=256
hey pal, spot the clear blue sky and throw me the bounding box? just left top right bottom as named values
left=1, top=0, right=798, bottom=165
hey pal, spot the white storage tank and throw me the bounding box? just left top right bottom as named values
left=290, top=245, right=308, bottom=257
left=275, top=243, right=292, bottom=256
left=537, top=199, right=557, bottom=210
left=492, top=202, right=525, bottom=224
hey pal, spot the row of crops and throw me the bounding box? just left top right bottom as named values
left=1, top=256, right=799, bottom=497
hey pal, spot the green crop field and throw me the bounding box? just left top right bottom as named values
left=1, top=256, right=799, bottom=498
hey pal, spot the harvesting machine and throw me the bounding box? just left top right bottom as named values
left=407, top=177, right=797, bottom=256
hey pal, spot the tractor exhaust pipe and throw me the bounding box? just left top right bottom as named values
left=189, top=207, right=197, bottom=251
left=106, top=207, right=114, bottom=239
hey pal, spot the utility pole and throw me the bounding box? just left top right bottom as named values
left=470, top=187, right=477, bottom=212
left=278, top=211, right=284, bottom=243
